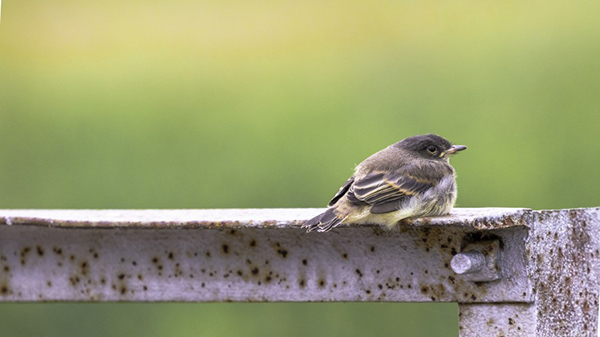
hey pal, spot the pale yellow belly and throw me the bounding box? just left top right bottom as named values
left=342, top=176, right=457, bottom=229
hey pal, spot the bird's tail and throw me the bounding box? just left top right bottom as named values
left=302, top=208, right=345, bottom=232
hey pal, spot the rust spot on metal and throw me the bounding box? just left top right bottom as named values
left=80, top=261, right=89, bottom=276
left=151, top=257, right=163, bottom=275
left=88, top=248, right=99, bottom=259
left=20, top=247, right=31, bottom=265
left=69, top=276, right=80, bottom=286
left=277, top=249, right=288, bottom=258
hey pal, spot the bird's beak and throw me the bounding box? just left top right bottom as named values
left=445, top=145, right=467, bottom=155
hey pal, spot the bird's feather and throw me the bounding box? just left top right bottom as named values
left=303, top=208, right=345, bottom=232
left=347, top=168, right=439, bottom=214
left=328, top=176, right=354, bottom=207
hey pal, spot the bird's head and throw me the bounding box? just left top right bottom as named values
left=397, top=134, right=467, bottom=162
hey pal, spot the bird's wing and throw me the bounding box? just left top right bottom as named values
left=346, top=169, right=437, bottom=214
left=328, top=176, right=355, bottom=207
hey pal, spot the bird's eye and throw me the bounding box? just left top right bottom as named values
left=427, top=146, right=438, bottom=154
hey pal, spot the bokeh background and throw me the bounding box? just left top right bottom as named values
left=1, top=0, right=599, bottom=336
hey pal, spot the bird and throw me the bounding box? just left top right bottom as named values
left=303, top=134, right=466, bottom=232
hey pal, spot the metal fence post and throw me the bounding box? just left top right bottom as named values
left=457, top=208, right=600, bottom=337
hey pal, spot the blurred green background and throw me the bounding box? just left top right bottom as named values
left=1, top=0, right=599, bottom=336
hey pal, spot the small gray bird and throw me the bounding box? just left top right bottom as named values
left=303, top=134, right=466, bottom=232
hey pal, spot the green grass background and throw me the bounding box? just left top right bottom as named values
left=1, top=0, right=599, bottom=336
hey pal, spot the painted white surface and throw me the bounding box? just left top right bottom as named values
left=0, top=207, right=597, bottom=336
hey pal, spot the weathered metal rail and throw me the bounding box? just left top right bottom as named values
left=0, top=208, right=597, bottom=336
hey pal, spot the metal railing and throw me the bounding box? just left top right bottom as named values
left=0, top=208, right=597, bottom=336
